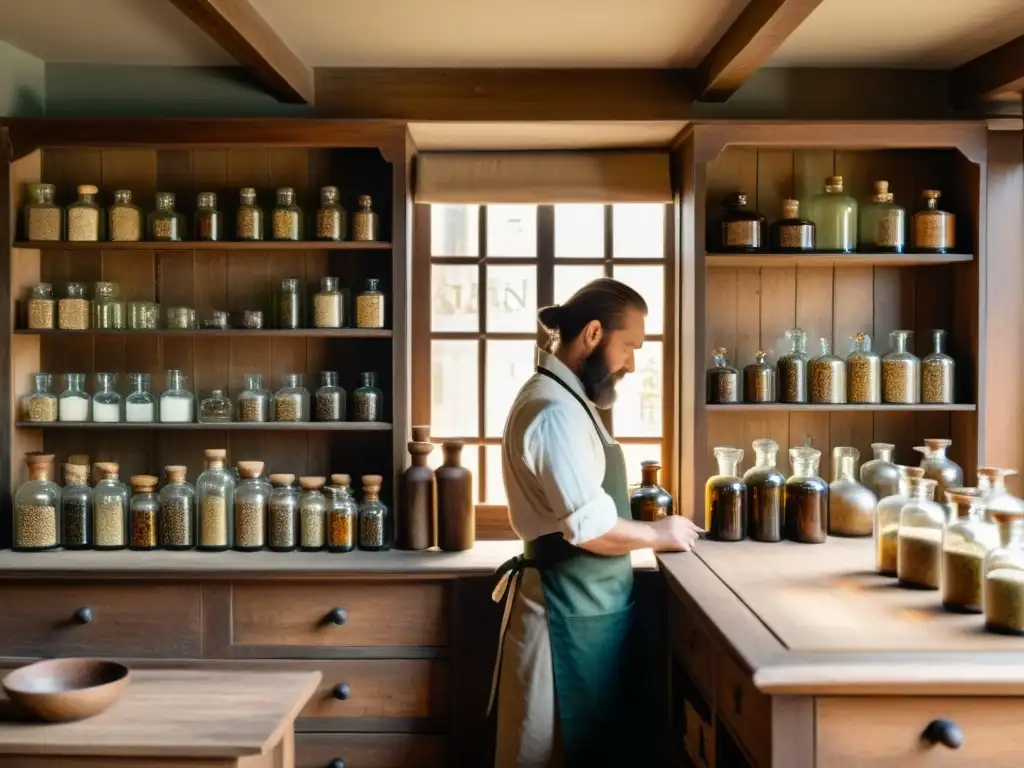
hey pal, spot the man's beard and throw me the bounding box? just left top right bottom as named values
left=579, top=341, right=625, bottom=410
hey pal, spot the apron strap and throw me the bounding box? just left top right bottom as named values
left=535, top=366, right=611, bottom=445
left=487, top=554, right=532, bottom=716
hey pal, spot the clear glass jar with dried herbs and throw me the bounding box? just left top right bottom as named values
left=272, top=187, right=303, bottom=241
left=24, top=183, right=62, bottom=241
left=92, top=281, right=125, bottom=330
left=93, top=462, right=130, bottom=550
left=882, top=330, right=920, bottom=404
left=108, top=189, right=142, bottom=242
left=24, top=372, right=57, bottom=423
left=299, top=477, right=328, bottom=551
left=912, top=190, right=956, bottom=254
left=274, top=373, right=310, bottom=422
left=159, top=465, right=195, bottom=550
left=237, top=372, right=272, bottom=423
left=897, top=478, right=945, bottom=589
left=195, top=192, right=222, bottom=241
left=128, top=301, right=160, bottom=330
left=327, top=474, right=359, bottom=553
left=355, top=278, right=386, bottom=329
left=359, top=474, right=391, bottom=550
left=874, top=467, right=925, bottom=576
left=706, top=348, right=739, bottom=404
left=314, top=371, right=346, bottom=421
left=199, top=389, right=233, bottom=424
left=268, top=474, right=299, bottom=552
left=234, top=461, right=269, bottom=552
left=984, top=509, right=1024, bottom=635
left=61, top=463, right=92, bottom=550
left=743, top=351, right=775, bottom=402
left=129, top=475, right=160, bottom=551
left=777, top=328, right=809, bottom=404
left=313, top=276, right=346, bottom=328
left=13, top=453, right=61, bottom=552
left=275, top=277, right=304, bottom=330
left=859, top=180, right=905, bottom=253
left=809, top=337, right=845, bottom=404
left=922, top=329, right=955, bottom=404
left=352, top=371, right=383, bottom=422
left=352, top=195, right=379, bottom=241
left=148, top=192, right=184, bottom=242
left=316, top=185, right=346, bottom=241
left=846, top=332, right=881, bottom=403
left=942, top=487, right=998, bottom=613
left=236, top=187, right=264, bottom=240
left=196, top=449, right=235, bottom=551
left=26, top=283, right=56, bottom=330
left=58, top=282, right=90, bottom=330
left=66, top=185, right=103, bottom=242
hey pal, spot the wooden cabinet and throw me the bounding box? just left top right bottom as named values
left=298, top=660, right=449, bottom=722
left=295, top=733, right=448, bottom=768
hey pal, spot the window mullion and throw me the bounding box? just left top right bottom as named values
left=478, top=205, right=488, bottom=503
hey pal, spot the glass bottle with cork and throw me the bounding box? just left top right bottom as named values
left=352, top=372, right=383, bottom=421
left=66, top=184, right=103, bottom=242
left=236, top=187, right=264, bottom=240
left=58, top=372, right=90, bottom=422
left=125, top=373, right=156, bottom=423
left=24, top=183, right=62, bottom=241
left=194, top=192, right=222, bottom=241
left=897, top=478, right=945, bottom=589
left=784, top=446, right=828, bottom=544
left=160, top=369, right=195, bottom=423
left=199, top=389, right=233, bottom=423
left=159, top=465, right=195, bottom=550
left=912, top=190, right=956, bottom=253
left=352, top=195, right=379, bottom=241
left=314, top=371, right=346, bottom=422
left=26, top=283, right=56, bottom=330
left=630, top=460, right=673, bottom=521
left=770, top=199, right=814, bottom=252
left=399, top=436, right=436, bottom=550
left=706, top=348, right=739, bottom=404
left=272, top=187, right=303, bottom=241
left=858, top=180, right=905, bottom=253
left=129, top=475, right=160, bottom=551
left=108, top=189, right=142, bottom=242
left=828, top=447, right=876, bottom=537
left=24, top=373, right=57, bottom=423
left=805, top=175, right=857, bottom=253
left=743, top=439, right=785, bottom=543
left=874, top=466, right=926, bottom=576
left=327, top=474, right=359, bottom=553
left=268, top=474, right=299, bottom=552
left=743, top=351, right=775, bottom=403
left=715, top=193, right=764, bottom=252
left=355, top=278, right=386, bottom=329
left=316, top=186, right=346, bottom=241
left=915, top=438, right=963, bottom=513
left=942, top=487, right=998, bottom=613
left=983, top=509, right=1024, bottom=635
left=922, top=329, right=955, bottom=404
left=61, top=463, right=92, bottom=550
left=299, top=477, right=329, bottom=551
left=13, top=453, right=61, bottom=552
left=148, top=192, right=184, bottom=241
left=234, top=461, right=269, bottom=552
left=93, top=462, right=130, bottom=550
left=196, top=449, right=235, bottom=552
left=705, top=447, right=746, bottom=541
left=809, top=338, right=845, bottom=404
left=313, top=276, right=346, bottom=329
left=358, top=474, right=391, bottom=550
left=92, top=373, right=122, bottom=423
left=274, top=373, right=310, bottom=422
left=978, top=466, right=1020, bottom=505
left=237, top=372, right=272, bottom=423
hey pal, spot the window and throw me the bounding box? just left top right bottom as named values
left=415, top=202, right=672, bottom=513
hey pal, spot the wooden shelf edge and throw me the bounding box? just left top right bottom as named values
left=14, top=329, right=393, bottom=338
left=705, top=252, right=974, bottom=267
left=705, top=404, right=976, bottom=412
left=14, top=422, right=393, bottom=431
left=14, top=241, right=393, bottom=251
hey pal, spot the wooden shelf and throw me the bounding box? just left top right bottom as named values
left=15, top=422, right=392, bottom=431
left=705, top=403, right=976, bottom=413
left=14, top=241, right=392, bottom=251
left=705, top=253, right=973, bottom=267
left=14, top=329, right=392, bottom=339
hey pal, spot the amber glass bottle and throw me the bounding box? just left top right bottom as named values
left=770, top=199, right=815, bottom=252
left=716, top=193, right=765, bottom=252
left=705, top=447, right=746, bottom=541
left=785, top=447, right=828, bottom=544
left=743, top=439, right=785, bottom=543
left=630, top=460, right=673, bottom=521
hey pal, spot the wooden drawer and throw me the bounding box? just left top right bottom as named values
left=231, top=581, right=448, bottom=649
left=296, top=733, right=447, bottom=768
left=299, top=659, right=449, bottom=722
left=668, top=595, right=715, bottom=699
left=714, top=650, right=771, bottom=767
left=817, top=697, right=1024, bottom=767
left=0, top=582, right=201, bottom=659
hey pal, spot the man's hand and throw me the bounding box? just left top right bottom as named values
left=652, top=515, right=704, bottom=552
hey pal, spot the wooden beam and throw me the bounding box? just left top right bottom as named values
left=167, top=0, right=313, bottom=104
left=694, top=0, right=825, bottom=102
left=950, top=35, right=1024, bottom=109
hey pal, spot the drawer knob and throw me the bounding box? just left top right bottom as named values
left=330, top=760, right=347, bottom=768
left=326, top=608, right=348, bottom=626
left=923, top=718, right=964, bottom=749
left=74, top=607, right=94, bottom=624
left=332, top=683, right=351, bottom=700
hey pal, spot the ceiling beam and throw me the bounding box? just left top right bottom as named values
left=950, top=35, right=1024, bottom=109
left=166, top=0, right=313, bottom=104
left=695, top=0, right=825, bottom=102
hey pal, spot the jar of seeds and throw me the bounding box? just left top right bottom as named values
left=327, top=473, right=358, bottom=552
left=129, top=475, right=160, bottom=551
left=92, top=281, right=125, bottom=330
left=200, top=309, right=229, bottom=330
left=24, top=183, right=62, bottom=241
left=355, top=278, right=386, bottom=329
left=24, top=372, right=57, bottom=423
left=241, top=310, right=263, bottom=330
left=128, top=300, right=160, bottom=330
left=272, top=187, right=303, bottom=240
left=67, top=184, right=103, bottom=242
left=358, top=474, right=390, bottom=550
left=58, top=373, right=90, bottom=422
left=268, top=474, right=299, bottom=552
left=778, top=328, right=809, bottom=403
left=275, top=277, right=303, bottom=329
left=809, top=338, right=846, bottom=404
left=274, top=373, right=310, bottom=422
left=93, top=462, right=130, bottom=550
left=13, top=453, right=61, bottom=551
left=313, top=276, right=345, bottom=328
left=237, top=372, right=272, bottom=422
left=897, top=478, right=944, bottom=589
left=352, top=372, right=382, bottom=422
left=58, top=282, right=90, bottom=330
left=922, top=329, right=955, bottom=404
left=236, top=187, right=264, bottom=240
left=196, top=449, right=235, bottom=551
left=942, top=487, right=998, bottom=613
left=882, top=330, right=920, bottom=404
left=199, top=389, right=233, bottom=423
left=912, top=189, right=956, bottom=254
left=148, top=192, right=184, bottom=241
left=706, top=348, right=739, bottom=404
left=316, top=185, right=346, bottom=240
left=352, top=195, right=379, bottom=242
left=61, top=463, right=92, bottom=550
left=26, top=283, right=56, bottom=330
left=195, top=192, right=221, bottom=241
left=846, top=332, right=881, bottom=403
left=234, top=461, right=269, bottom=551
left=984, top=509, right=1024, bottom=635
left=108, top=189, right=142, bottom=242
left=166, top=306, right=196, bottom=330
left=299, top=477, right=328, bottom=551
left=742, top=351, right=775, bottom=402
left=159, top=465, right=195, bottom=550
left=314, top=371, right=346, bottom=421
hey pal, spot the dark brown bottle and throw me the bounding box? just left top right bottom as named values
left=436, top=440, right=474, bottom=551
left=784, top=447, right=828, bottom=544
left=770, top=198, right=815, bottom=252
left=630, top=460, right=673, bottom=521
left=742, top=439, right=785, bottom=542
left=716, top=193, right=765, bottom=252
left=397, top=441, right=435, bottom=550
left=705, top=447, right=747, bottom=541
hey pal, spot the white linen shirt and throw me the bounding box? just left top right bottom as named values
left=501, top=347, right=619, bottom=546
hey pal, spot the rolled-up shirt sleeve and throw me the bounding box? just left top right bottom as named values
left=524, top=404, right=619, bottom=545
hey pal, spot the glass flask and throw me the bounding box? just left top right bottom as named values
left=125, top=372, right=157, bottom=423
left=195, top=192, right=221, bottom=241
left=846, top=332, right=881, bottom=404
left=274, top=373, right=310, bottom=422
left=272, top=187, right=303, bottom=241
left=785, top=446, right=828, bottom=544
left=316, top=185, right=346, bottom=241
left=237, top=187, right=264, bottom=240
left=942, top=487, right=998, bottom=613
left=129, top=475, right=160, bottom=551
left=275, top=277, right=303, bottom=330
left=24, top=182, right=62, bottom=241
left=355, top=278, right=386, bottom=329
left=148, top=192, right=184, bottom=241
left=312, top=276, right=346, bottom=328
left=706, top=347, right=740, bottom=404
left=922, top=329, right=955, bottom=405
left=93, top=462, right=130, bottom=550
left=328, top=473, right=359, bottom=553
left=778, top=328, right=809, bottom=403
left=92, top=372, right=122, bottom=423
left=715, top=193, right=764, bottom=252
left=299, top=477, right=328, bottom=551
left=875, top=467, right=926, bottom=576
left=24, top=372, right=57, bottom=423
left=882, top=330, right=920, bottom=404
left=809, top=337, right=845, bottom=404
left=897, top=479, right=944, bottom=589
left=805, top=175, right=857, bottom=252
left=630, top=460, right=673, bottom=521
left=359, top=474, right=391, bottom=550
left=108, top=189, right=142, bottom=242
left=234, top=461, right=269, bottom=552
left=858, top=180, right=905, bottom=253
left=743, top=439, right=785, bottom=543
left=58, top=282, right=90, bottom=330
left=915, top=438, right=963, bottom=514
left=196, top=449, right=235, bottom=551
left=26, top=282, right=56, bottom=330
left=268, top=474, right=299, bottom=552
left=59, top=372, right=90, bottom=422
left=828, top=447, right=876, bottom=537
left=770, top=198, right=814, bottom=252
left=199, top=389, right=233, bottom=423
left=860, top=442, right=900, bottom=499
left=352, top=372, right=383, bottom=422
left=984, top=509, right=1024, bottom=635
left=912, top=190, right=956, bottom=254
left=160, top=369, right=195, bottom=423
left=314, top=370, right=346, bottom=422
left=237, top=372, right=272, bottom=423
left=61, top=463, right=92, bottom=550
left=352, top=195, right=379, bottom=241
left=13, top=453, right=61, bottom=551
left=743, top=351, right=775, bottom=403
left=705, top=447, right=746, bottom=541
left=159, top=465, right=195, bottom=550
left=92, top=281, right=125, bottom=330
left=66, top=184, right=103, bottom=242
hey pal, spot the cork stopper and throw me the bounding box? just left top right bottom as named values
left=358, top=194, right=372, bottom=208
left=946, top=486, right=985, bottom=516
left=64, top=463, right=88, bottom=485
left=330, top=473, right=351, bottom=487
left=77, top=184, right=99, bottom=195
left=25, top=452, right=54, bottom=481
left=640, top=461, right=661, bottom=484
left=204, top=448, right=227, bottom=468
left=901, top=466, right=926, bottom=479
left=68, top=453, right=90, bottom=468
left=131, top=474, right=159, bottom=493
left=237, top=460, right=265, bottom=479
left=269, top=473, right=295, bottom=487
left=781, top=199, right=799, bottom=219
left=165, top=465, right=187, bottom=483
left=923, top=438, right=952, bottom=450
left=95, top=461, right=119, bottom=480
left=299, top=476, right=326, bottom=490
left=411, top=425, right=431, bottom=442
left=362, top=474, right=383, bottom=495
left=825, top=175, right=843, bottom=190
left=922, top=189, right=942, bottom=201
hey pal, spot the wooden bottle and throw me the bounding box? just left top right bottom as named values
left=398, top=441, right=436, bottom=550
left=436, top=440, right=474, bottom=551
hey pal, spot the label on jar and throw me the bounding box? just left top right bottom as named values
left=776, top=223, right=813, bottom=249
left=723, top=220, right=761, bottom=248
left=914, top=213, right=955, bottom=250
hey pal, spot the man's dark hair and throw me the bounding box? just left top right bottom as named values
left=537, top=278, right=647, bottom=349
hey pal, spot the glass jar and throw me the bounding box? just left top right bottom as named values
left=630, top=461, right=673, bottom=521
left=984, top=510, right=1024, bottom=635
left=355, top=278, right=386, bottom=329
left=58, top=372, right=90, bottom=422
left=770, top=198, right=814, bottom=252
left=268, top=474, right=299, bottom=552
left=58, top=282, right=90, bottom=330
left=92, top=372, right=121, bottom=423
left=300, top=477, right=328, bottom=550
left=915, top=438, right=963, bottom=512
left=160, top=369, right=195, bottom=423
left=314, top=371, right=346, bottom=421
left=316, top=185, right=346, bottom=241
left=200, top=310, right=229, bottom=330
left=912, top=189, right=956, bottom=254
left=13, top=453, right=61, bottom=551
left=858, top=180, right=906, bottom=253
left=195, top=192, right=221, bottom=241
left=352, top=195, right=379, bottom=242
left=328, top=473, right=359, bottom=552
left=148, top=192, right=184, bottom=241
left=922, top=329, right=955, bottom=405
left=274, top=373, right=310, bottom=422
left=942, top=487, right=998, bottom=613
left=24, top=183, right=62, bottom=241
left=275, top=277, right=303, bottom=330
left=24, top=372, right=57, bottom=423
left=241, top=310, right=263, bottom=329
left=828, top=447, right=876, bottom=537
left=785, top=446, right=828, bottom=544
left=875, top=467, right=926, bottom=576
left=809, top=337, right=845, bottom=404
left=237, top=372, right=272, bottom=423
left=66, top=184, right=103, bottom=242
left=846, top=332, right=881, bottom=403
left=196, top=449, right=235, bottom=551
left=61, top=463, right=92, bottom=550
left=236, top=188, right=264, bottom=240
left=125, top=372, right=157, bottom=423
left=743, top=439, right=785, bottom=543
left=715, top=193, right=764, bottom=252
left=92, top=281, right=125, bottom=330
left=778, top=328, right=809, bottom=403
left=128, top=300, right=161, bottom=330
left=860, top=442, right=900, bottom=499
left=897, top=479, right=945, bottom=589
left=159, top=465, right=195, bottom=550
left=358, top=474, right=390, bottom=550
left=272, top=187, right=303, bottom=241
left=706, top=347, right=739, bottom=404
left=742, top=351, right=775, bottom=403
left=705, top=447, right=746, bottom=541
left=26, top=283, right=56, bottom=330
left=805, top=175, right=857, bottom=253
left=109, top=189, right=142, bottom=242
left=129, top=475, right=160, bottom=551
left=234, top=461, right=269, bottom=552
left=978, top=466, right=1020, bottom=507
left=313, top=276, right=345, bottom=329
left=882, top=330, right=920, bottom=404
left=93, top=462, right=130, bottom=550
left=352, top=371, right=383, bottom=422
left=166, top=306, right=196, bottom=330
left=199, top=389, right=233, bottom=423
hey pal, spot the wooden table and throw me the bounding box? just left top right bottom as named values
left=0, top=669, right=321, bottom=767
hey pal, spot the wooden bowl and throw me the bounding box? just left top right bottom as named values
left=2, top=658, right=130, bottom=722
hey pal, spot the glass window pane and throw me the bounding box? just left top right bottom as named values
left=431, top=340, right=478, bottom=437
left=485, top=445, right=507, bottom=504
left=620, top=443, right=663, bottom=490
left=612, top=264, right=664, bottom=333
left=613, top=341, right=663, bottom=438
left=555, top=204, right=604, bottom=259
left=428, top=442, right=480, bottom=504
left=487, top=205, right=537, bottom=257
left=612, top=203, right=665, bottom=259
left=554, top=265, right=605, bottom=304
left=485, top=340, right=536, bottom=437
left=431, top=264, right=479, bottom=332
left=486, top=265, right=537, bottom=333
left=431, top=204, right=479, bottom=256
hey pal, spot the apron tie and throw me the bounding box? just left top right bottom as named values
left=487, top=554, right=532, bottom=716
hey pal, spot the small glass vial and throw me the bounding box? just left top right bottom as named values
left=874, top=467, right=926, bottom=576
left=234, top=461, right=270, bottom=552
left=897, top=478, right=944, bottom=589
left=705, top=447, right=746, bottom=541
left=846, top=332, right=881, bottom=404
left=716, top=193, right=764, bottom=252
left=859, top=180, right=905, bottom=253
left=743, top=439, right=785, bottom=543
left=128, top=301, right=160, bottom=330
left=93, top=462, right=130, bottom=550
left=58, top=282, right=90, bottom=330
left=770, top=199, right=815, bottom=252
left=24, top=372, right=58, bottom=423
left=778, top=328, right=809, bottom=404
left=26, top=283, right=56, bottom=330
left=300, top=477, right=328, bottom=551
left=275, top=277, right=303, bottom=330
left=125, top=373, right=157, bottom=422
left=148, top=192, right=184, bottom=242
left=942, top=487, right=998, bottom=613
left=236, top=187, right=264, bottom=241
left=828, top=447, right=876, bottom=537
left=109, top=189, right=142, bottom=242
left=195, top=192, right=221, bottom=241
left=199, top=389, right=233, bottom=423
left=24, top=183, right=62, bottom=241
left=358, top=474, right=390, bottom=550
left=61, top=463, right=92, bottom=550
left=92, top=372, right=121, bottom=423
left=160, top=465, right=195, bottom=550
left=912, top=190, right=956, bottom=253
left=809, top=337, right=845, bottom=404
left=785, top=447, right=828, bottom=544
left=984, top=509, right=1024, bottom=635
left=166, top=306, right=196, bottom=330
left=355, top=278, right=386, bottom=329
left=352, top=195, right=379, bottom=242
left=66, top=184, right=103, bottom=242
left=352, top=372, right=383, bottom=422
left=92, top=281, right=125, bottom=330
left=706, top=347, right=739, bottom=404
left=313, top=276, right=345, bottom=329
left=805, top=175, right=857, bottom=253
left=316, top=185, right=346, bottom=241
left=743, top=351, right=775, bottom=403
left=922, top=329, right=955, bottom=404
left=268, top=474, right=299, bottom=552
left=13, top=453, right=61, bottom=551
left=196, top=449, right=235, bottom=551
left=882, top=330, right=920, bottom=404
left=129, top=475, right=160, bottom=551
left=59, top=373, right=90, bottom=422
left=630, top=460, right=673, bottom=521
left=328, top=474, right=359, bottom=553
left=272, top=187, right=303, bottom=241
left=314, top=371, right=346, bottom=421
left=274, top=373, right=310, bottom=422
left=237, top=372, right=272, bottom=423
left=160, top=369, right=195, bottom=423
